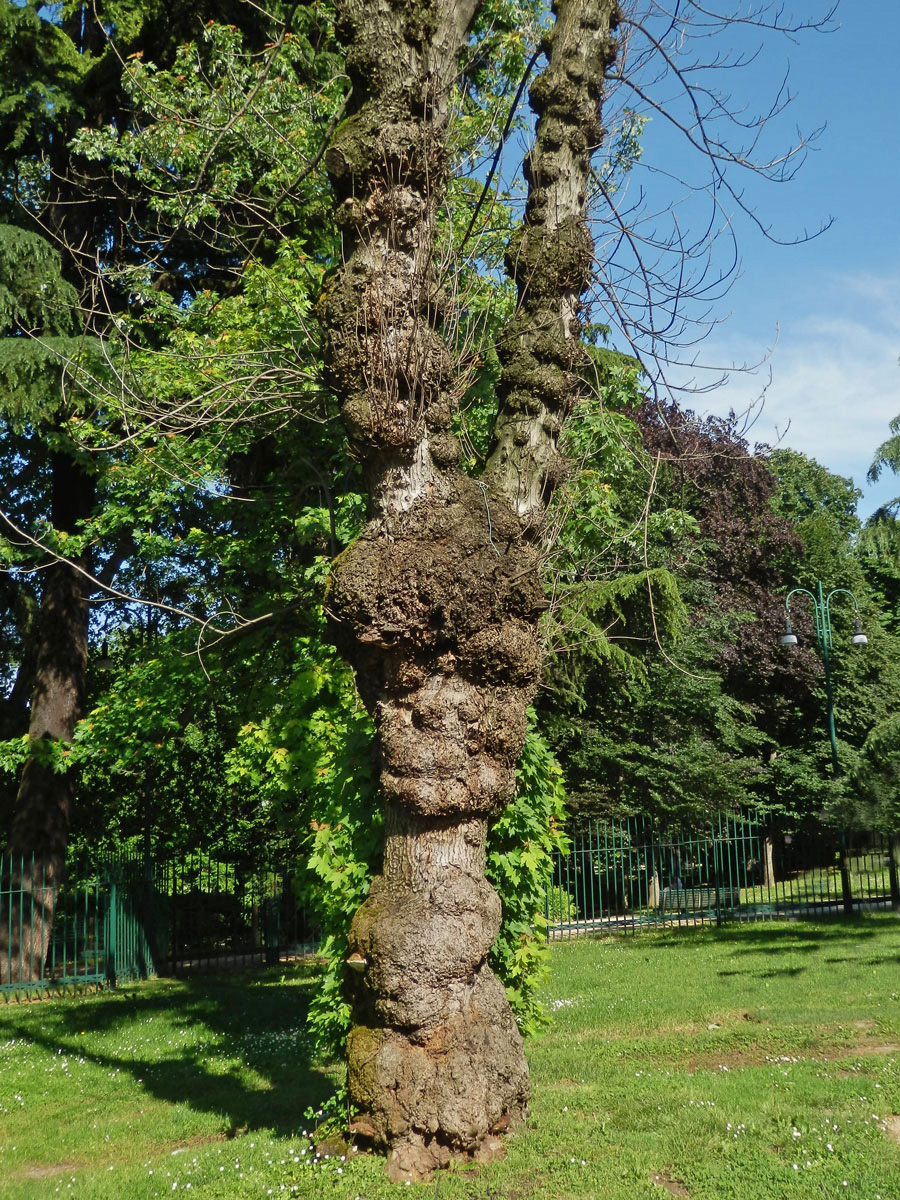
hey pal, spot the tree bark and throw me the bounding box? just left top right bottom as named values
left=0, top=451, right=93, bottom=985
left=888, top=835, right=900, bottom=913
left=0, top=585, right=39, bottom=836
left=320, top=0, right=619, bottom=1179
left=648, top=864, right=661, bottom=909
left=485, top=0, right=618, bottom=517
left=762, top=834, right=776, bottom=890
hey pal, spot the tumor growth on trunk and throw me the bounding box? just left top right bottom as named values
left=318, top=0, right=620, bottom=1180
left=1, top=0, right=844, bottom=1185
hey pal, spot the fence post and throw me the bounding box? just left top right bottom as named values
left=712, top=830, right=722, bottom=928
left=839, top=830, right=854, bottom=915
left=106, top=876, right=118, bottom=988
left=264, top=895, right=280, bottom=966
left=888, top=835, right=900, bottom=913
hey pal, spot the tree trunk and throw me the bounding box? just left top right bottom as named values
left=0, top=451, right=93, bottom=985
left=648, top=864, right=661, bottom=909
left=320, top=0, right=619, bottom=1179
left=0, top=586, right=39, bottom=838
left=762, top=834, right=776, bottom=890
left=888, top=835, right=900, bottom=912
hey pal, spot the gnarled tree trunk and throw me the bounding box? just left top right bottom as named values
left=0, top=452, right=93, bottom=985
left=320, top=0, right=619, bottom=1179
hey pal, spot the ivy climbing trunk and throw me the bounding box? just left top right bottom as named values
left=320, top=0, right=619, bottom=1180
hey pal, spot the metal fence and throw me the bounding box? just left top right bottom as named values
left=0, top=850, right=319, bottom=1000
left=547, top=813, right=900, bottom=936
left=3, top=815, right=899, bottom=1000
left=153, top=853, right=319, bottom=975
left=0, top=853, right=155, bottom=999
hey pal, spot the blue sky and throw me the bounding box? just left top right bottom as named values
left=607, top=1, right=900, bottom=519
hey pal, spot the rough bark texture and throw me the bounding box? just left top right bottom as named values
left=320, top=0, right=618, bottom=1180
left=762, top=834, right=776, bottom=889
left=485, top=0, right=619, bottom=515
left=0, top=452, right=93, bottom=985
left=0, top=586, right=39, bottom=834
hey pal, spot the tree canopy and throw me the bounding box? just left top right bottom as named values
left=3, top=0, right=896, bottom=1181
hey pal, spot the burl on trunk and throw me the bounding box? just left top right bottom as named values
left=319, top=0, right=619, bottom=1180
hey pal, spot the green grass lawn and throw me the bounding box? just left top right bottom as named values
left=2, top=914, right=899, bottom=1199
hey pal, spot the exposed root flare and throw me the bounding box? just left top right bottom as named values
left=386, top=1131, right=508, bottom=1183
left=347, top=961, right=529, bottom=1182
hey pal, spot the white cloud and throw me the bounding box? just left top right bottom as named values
left=691, top=272, right=900, bottom=518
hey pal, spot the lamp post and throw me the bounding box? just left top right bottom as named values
left=779, top=582, right=868, bottom=913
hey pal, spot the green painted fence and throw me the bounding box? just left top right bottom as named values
left=547, top=813, right=900, bottom=936
left=152, top=852, right=318, bottom=975
left=0, top=854, right=158, bottom=999
left=3, top=815, right=899, bottom=1000
left=1, top=851, right=317, bottom=999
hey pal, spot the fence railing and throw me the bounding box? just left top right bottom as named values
left=153, top=853, right=319, bottom=975
left=4, top=816, right=899, bottom=999
left=547, top=814, right=900, bottom=936
left=1, top=855, right=111, bottom=998
left=1, top=851, right=319, bottom=999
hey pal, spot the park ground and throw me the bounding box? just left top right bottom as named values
left=1, top=914, right=899, bottom=1200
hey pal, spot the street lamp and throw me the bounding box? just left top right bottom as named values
left=780, top=618, right=798, bottom=647
left=779, top=582, right=867, bottom=777
left=779, top=581, right=868, bottom=914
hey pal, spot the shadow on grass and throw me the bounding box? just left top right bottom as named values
left=1, top=963, right=334, bottom=1138
left=637, top=912, right=895, bottom=959
left=717, top=964, right=808, bottom=979
left=716, top=921, right=880, bottom=955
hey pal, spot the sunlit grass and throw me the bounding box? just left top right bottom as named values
left=2, top=915, right=899, bottom=1198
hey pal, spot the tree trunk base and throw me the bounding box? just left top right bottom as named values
left=347, top=865, right=529, bottom=1181
left=348, top=962, right=528, bottom=1181
left=385, top=1130, right=508, bottom=1183
left=762, top=836, right=776, bottom=890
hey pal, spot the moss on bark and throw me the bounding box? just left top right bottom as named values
left=318, top=0, right=620, bottom=1181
